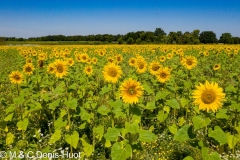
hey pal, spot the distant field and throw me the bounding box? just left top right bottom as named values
left=1, top=41, right=118, bottom=45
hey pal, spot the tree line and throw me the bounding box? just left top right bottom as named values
left=1, top=28, right=240, bottom=44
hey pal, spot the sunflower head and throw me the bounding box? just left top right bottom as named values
left=181, top=56, right=197, bottom=70
left=155, top=67, right=171, bottom=83
left=102, top=63, right=122, bottom=83
left=192, top=81, right=225, bottom=112
left=160, top=56, right=166, bottom=62
left=47, top=63, right=55, bottom=74
left=53, top=59, right=68, bottom=78
left=9, top=71, right=23, bottom=84
left=120, top=78, right=144, bottom=104
left=213, top=64, right=220, bottom=71
left=26, top=58, right=32, bottom=64
left=67, top=58, right=75, bottom=66
left=23, top=63, right=35, bottom=75
left=84, top=66, right=93, bottom=76
left=149, top=61, right=161, bottom=75
left=129, top=57, right=137, bottom=67
left=136, top=59, right=147, bottom=74
left=38, top=59, right=44, bottom=69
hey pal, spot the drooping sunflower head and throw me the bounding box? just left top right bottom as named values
left=102, top=63, right=122, bottom=83
left=120, top=78, right=144, bottom=104
left=129, top=57, right=137, bottom=67
left=9, top=71, right=23, bottom=84
left=213, top=64, right=220, bottom=71
left=155, top=67, right=171, bottom=83
left=181, top=56, right=197, bottom=70
left=149, top=61, right=161, bottom=75
left=84, top=65, right=93, bottom=76
left=107, top=57, right=115, bottom=63
left=23, top=63, right=35, bottom=75
left=53, top=59, right=68, bottom=78
left=37, top=59, right=44, bottom=69
left=192, top=81, right=225, bottom=112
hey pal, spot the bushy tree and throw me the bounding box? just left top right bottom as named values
left=126, top=37, right=134, bottom=44
left=199, top=31, right=217, bottom=44
left=219, top=33, right=233, bottom=44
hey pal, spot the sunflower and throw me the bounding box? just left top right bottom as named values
left=23, top=63, right=35, bottom=75
left=167, top=53, right=173, bottom=59
left=136, top=59, right=147, bottom=74
left=53, top=59, right=68, bottom=78
left=37, top=59, right=44, bottom=69
left=160, top=56, right=166, bottom=62
left=47, top=63, right=55, bottom=74
left=116, top=55, right=123, bottom=63
left=213, top=64, right=220, bottom=71
left=9, top=71, right=23, bottom=84
left=192, top=81, right=225, bottom=112
left=155, top=67, right=171, bottom=83
left=120, top=78, right=144, bottom=104
left=32, top=51, right=37, bottom=56
left=102, top=63, right=122, bottom=83
left=26, top=58, right=32, bottom=64
left=181, top=56, right=197, bottom=70
left=67, top=58, right=75, bottom=66
left=149, top=61, right=161, bottom=75
left=107, top=57, right=115, bottom=63
left=92, top=57, right=98, bottom=64
left=84, top=66, right=93, bottom=76
left=129, top=57, right=137, bottom=67
left=80, top=53, right=89, bottom=63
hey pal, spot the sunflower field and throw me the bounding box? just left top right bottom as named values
left=1, top=45, right=240, bottom=160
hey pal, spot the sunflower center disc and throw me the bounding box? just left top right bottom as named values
left=57, top=66, right=64, bottom=73
left=152, top=65, right=159, bottom=71
left=26, top=67, right=32, bottom=72
left=128, top=87, right=136, bottom=95
left=109, top=70, right=117, bottom=77
left=160, top=73, right=167, bottom=78
left=14, top=75, right=20, bottom=80
left=186, top=60, right=193, bottom=65
left=139, top=63, right=144, bottom=69
left=201, top=91, right=216, bottom=104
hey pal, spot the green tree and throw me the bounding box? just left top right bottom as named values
left=199, top=31, right=218, bottom=44
left=136, top=38, right=141, bottom=44
left=191, top=29, right=200, bottom=44
left=118, top=37, right=124, bottom=44
left=154, top=28, right=166, bottom=37
left=126, top=37, right=134, bottom=44
left=219, top=33, right=233, bottom=44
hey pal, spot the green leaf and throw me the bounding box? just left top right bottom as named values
left=68, top=83, right=78, bottom=91
left=166, top=98, right=180, bottom=109
left=157, top=110, right=168, bottom=123
left=155, top=90, right=170, bottom=100
left=80, top=108, right=93, bottom=122
left=99, top=85, right=112, bottom=95
left=216, top=109, right=229, bottom=119
left=93, top=125, right=104, bottom=141
left=226, top=132, right=240, bottom=149
left=81, top=138, right=94, bottom=157
left=192, top=116, right=211, bottom=131
left=208, top=126, right=228, bottom=146
left=28, top=102, right=42, bottom=112
left=111, top=142, right=132, bottom=160
left=64, top=98, right=78, bottom=110
left=125, top=122, right=139, bottom=134
left=6, top=132, right=15, bottom=146
left=180, top=97, right=189, bottom=107
left=97, top=105, right=110, bottom=115
left=77, top=123, right=85, bottom=130
left=13, top=95, right=24, bottom=105
left=49, top=99, right=60, bottom=110
left=168, top=124, right=178, bottom=135
left=104, top=128, right=121, bottom=142
left=174, top=125, right=190, bottom=142
left=65, top=131, right=79, bottom=149
left=138, top=130, right=157, bottom=142
left=5, top=105, right=16, bottom=114
left=4, top=113, right=14, bottom=121
left=53, top=82, right=65, bottom=95
left=48, top=130, right=61, bottom=144
left=183, top=156, right=194, bottom=160
left=54, top=117, right=67, bottom=130
left=144, top=101, right=156, bottom=110
left=17, top=118, right=29, bottom=131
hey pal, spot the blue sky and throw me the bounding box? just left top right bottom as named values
left=0, top=0, right=240, bottom=38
